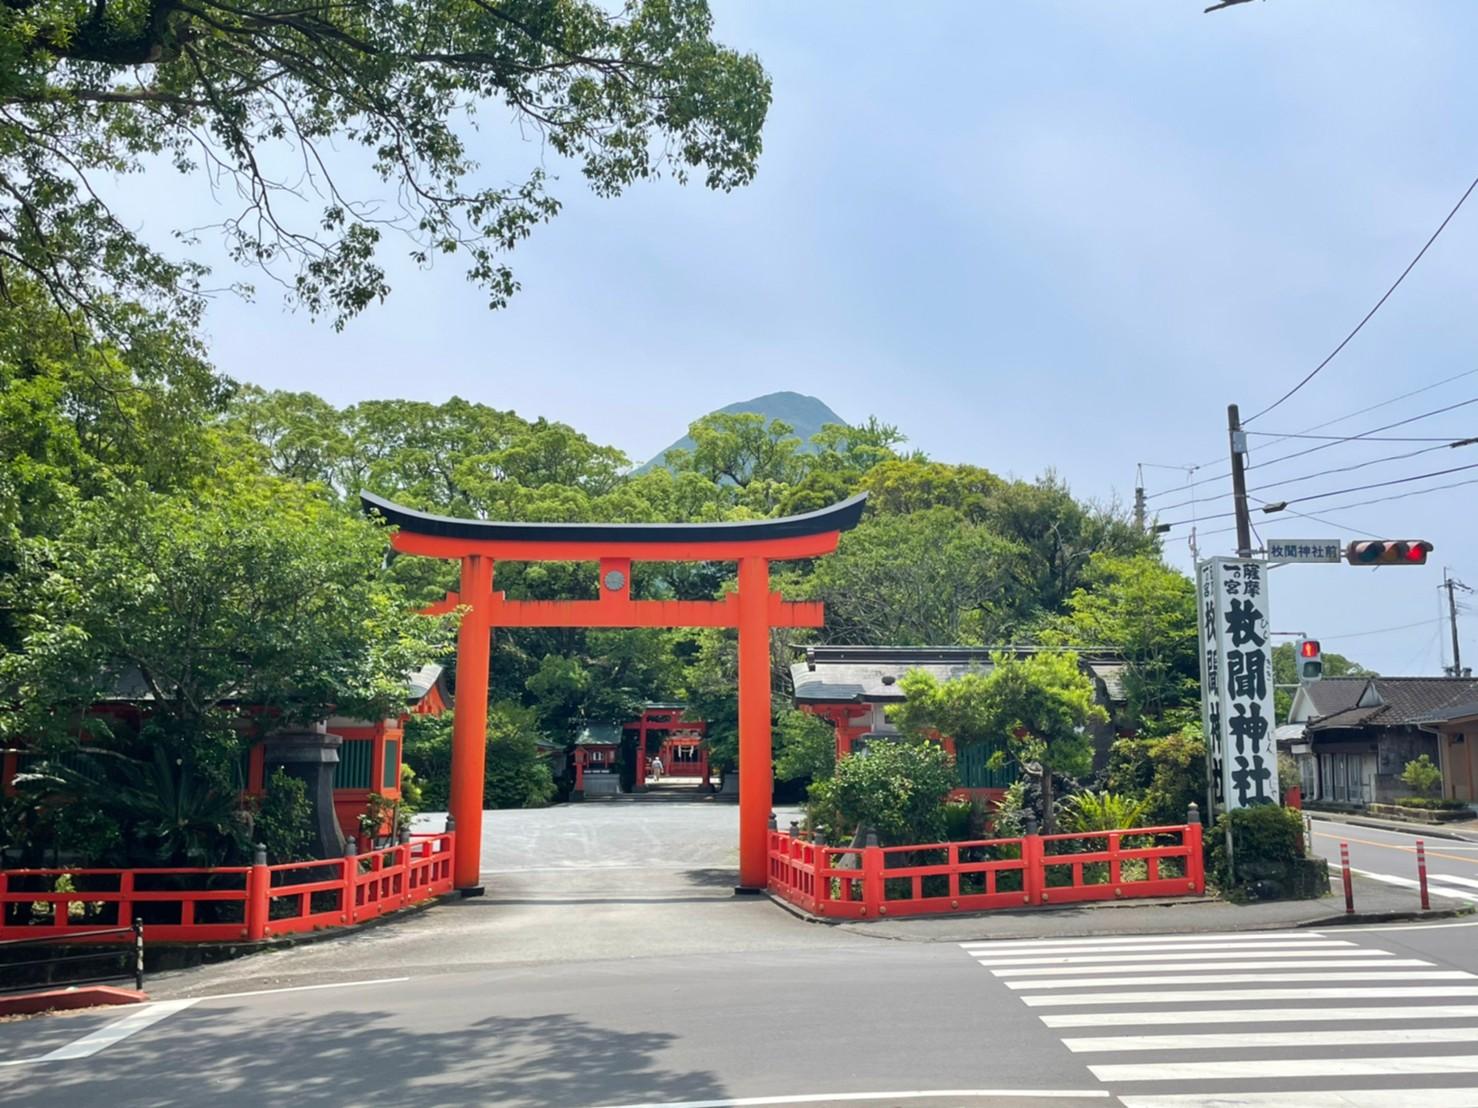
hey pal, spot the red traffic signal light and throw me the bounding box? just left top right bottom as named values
left=1345, top=540, right=1434, bottom=566
left=1296, top=637, right=1323, bottom=682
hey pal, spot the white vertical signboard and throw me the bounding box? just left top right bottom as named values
left=1197, top=557, right=1280, bottom=810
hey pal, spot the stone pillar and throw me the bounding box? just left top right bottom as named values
left=263, top=730, right=346, bottom=859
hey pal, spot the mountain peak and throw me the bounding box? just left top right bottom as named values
left=635, top=392, right=847, bottom=473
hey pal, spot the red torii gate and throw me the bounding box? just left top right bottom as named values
left=363, top=491, right=866, bottom=891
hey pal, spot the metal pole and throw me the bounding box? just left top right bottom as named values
left=1447, top=571, right=1463, bottom=677
left=133, top=917, right=144, bottom=991
left=1417, top=839, right=1430, bottom=911
left=1340, top=841, right=1354, bottom=915
left=1228, top=403, right=1253, bottom=557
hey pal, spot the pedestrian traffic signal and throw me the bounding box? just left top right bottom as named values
left=1297, top=637, right=1322, bottom=683
left=1345, top=540, right=1433, bottom=566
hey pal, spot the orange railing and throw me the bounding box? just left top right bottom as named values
left=768, top=818, right=1203, bottom=919
left=0, top=832, right=455, bottom=942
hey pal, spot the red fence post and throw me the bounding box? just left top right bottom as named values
left=861, top=828, right=884, bottom=916
left=1340, top=841, right=1354, bottom=915
left=246, top=843, right=269, bottom=941
left=1185, top=804, right=1205, bottom=894
left=344, top=835, right=359, bottom=924
left=813, top=828, right=829, bottom=911
left=1417, top=838, right=1430, bottom=911
left=1022, top=816, right=1043, bottom=906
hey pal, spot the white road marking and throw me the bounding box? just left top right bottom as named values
left=1350, top=867, right=1478, bottom=900
left=1062, top=1026, right=1478, bottom=1052
left=963, top=939, right=1324, bottom=957
left=0, top=976, right=414, bottom=1069
left=187, top=976, right=411, bottom=1002
left=1090, top=1053, right=1478, bottom=1081
left=588, top=1091, right=1114, bottom=1107
left=1041, top=1004, right=1478, bottom=1028
left=967, top=941, right=1351, bottom=958
left=1007, top=969, right=1470, bottom=990
left=1021, top=985, right=1478, bottom=1007
left=0, top=999, right=199, bottom=1067
left=991, top=958, right=1423, bottom=977
left=1431, top=873, right=1478, bottom=890
left=973, top=947, right=1384, bottom=967
left=1119, top=1092, right=1478, bottom=1108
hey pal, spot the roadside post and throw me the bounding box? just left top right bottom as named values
left=1417, top=839, right=1430, bottom=911
left=1340, top=841, right=1354, bottom=914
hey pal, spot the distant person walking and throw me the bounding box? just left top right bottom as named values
left=650, top=756, right=664, bottom=782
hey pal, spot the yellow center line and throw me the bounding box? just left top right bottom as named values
left=1312, top=828, right=1478, bottom=867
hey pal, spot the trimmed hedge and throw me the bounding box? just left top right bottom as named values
left=1210, top=805, right=1308, bottom=895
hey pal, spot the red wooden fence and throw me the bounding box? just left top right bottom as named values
left=768, top=821, right=1203, bottom=919
left=0, top=832, right=455, bottom=943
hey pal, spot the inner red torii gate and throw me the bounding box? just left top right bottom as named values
left=363, top=491, right=866, bottom=891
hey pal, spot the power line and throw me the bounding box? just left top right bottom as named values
left=1246, top=432, right=1465, bottom=443
left=1144, top=370, right=1478, bottom=501
left=1243, top=173, right=1478, bottom=425
left=1161, top=464, right=1478, bottom=530
left=1247, top=495, right=1384, bottom=541
left=1249, top=366, right=1478, bottom=453
left=1153, top=439, right=1474, bottom=513
left=1321, top=617, right=1445, bottom=640
left=1267, top=473, right=1478, bottom=519
left=1245, top=395, right=1478, bottom=471
left=1261, top=460, right=1478, bottom=510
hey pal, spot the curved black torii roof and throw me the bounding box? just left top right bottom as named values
left=360, top=490, right=867, bottom=544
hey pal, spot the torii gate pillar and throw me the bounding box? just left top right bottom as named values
left=736, top=555, right=771, bottom=889
left=364, top=491, right=866, bottom=893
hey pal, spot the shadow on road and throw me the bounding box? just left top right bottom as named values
left=6, top=1005, right=728, bottom=1108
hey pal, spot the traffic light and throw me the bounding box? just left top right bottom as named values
left=1297, top=637, right=1323, bottom=683
left=1345, top=540, right=1433, bottom=566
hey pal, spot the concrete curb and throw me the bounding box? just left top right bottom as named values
left=140, top=892, right=459, bottom=974
left=766, top=889, right=1474, bottom=940
left=0, top=985, right=147, bottom=1017
left=1311, top=812, right=1478, bottom=843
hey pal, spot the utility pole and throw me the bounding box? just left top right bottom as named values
left=1134, top=483, right=1146, bottom=532
left=1227, top=403, right=1253, bottom=557
left=1444, top=569, right=1472, bottom=677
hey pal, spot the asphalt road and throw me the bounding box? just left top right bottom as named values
left=1310, top=813, right=1478, bottom=911
left=12, top=805, right=1478, bottom=1106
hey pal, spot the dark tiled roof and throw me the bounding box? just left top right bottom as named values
left=1414, top=699, right=1478, bottom=725
left=1309, top=677, right=1478, bottom=732
left=575, top=724, right=623, bottom=746
left=789, top=645, right=1127, bottom=704
left=1293, top=677, right=1369, bottom=720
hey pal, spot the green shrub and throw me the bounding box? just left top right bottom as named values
left=1104, top=730, right=1206, bottom=826
left=1398, top=796, right=1469, bottom=811
left=1401, top=754, right=1442, bottom=799
left=255, top=768, right=314, bottom=863
left=806, top=739, right=957, bottom=845
left=1058, top=790, right=1150, bottom=833
left=942, top=799, right=975, bottom=841
left=1210, top=805, right=1305, bottom=890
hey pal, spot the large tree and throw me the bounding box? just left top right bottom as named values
left=893, top=652, right=1107, bottom=834
left=1, top=0, right=770, bottom=328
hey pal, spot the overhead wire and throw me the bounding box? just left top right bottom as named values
left=1246, top=366, right=1478, bottom=454
left=1244, top=395, right=1478, bottom=471
left=1242, top=173, right=1478, bottom=425
left=1159, top=462, right=1478, bottom=529
left=1152, top=438, right=1474, bottom=513
left=1261, top=460, right=1478, bottom=509
left=1142, top=380, right=1478, bottom=500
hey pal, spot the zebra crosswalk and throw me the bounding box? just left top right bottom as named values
left=1357, top=867, right=1478, bottom=904
left=963, top=929, right=1478, bottom=1107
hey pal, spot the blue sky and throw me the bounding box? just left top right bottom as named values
left=117, top=2, right=1478, bottom=675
